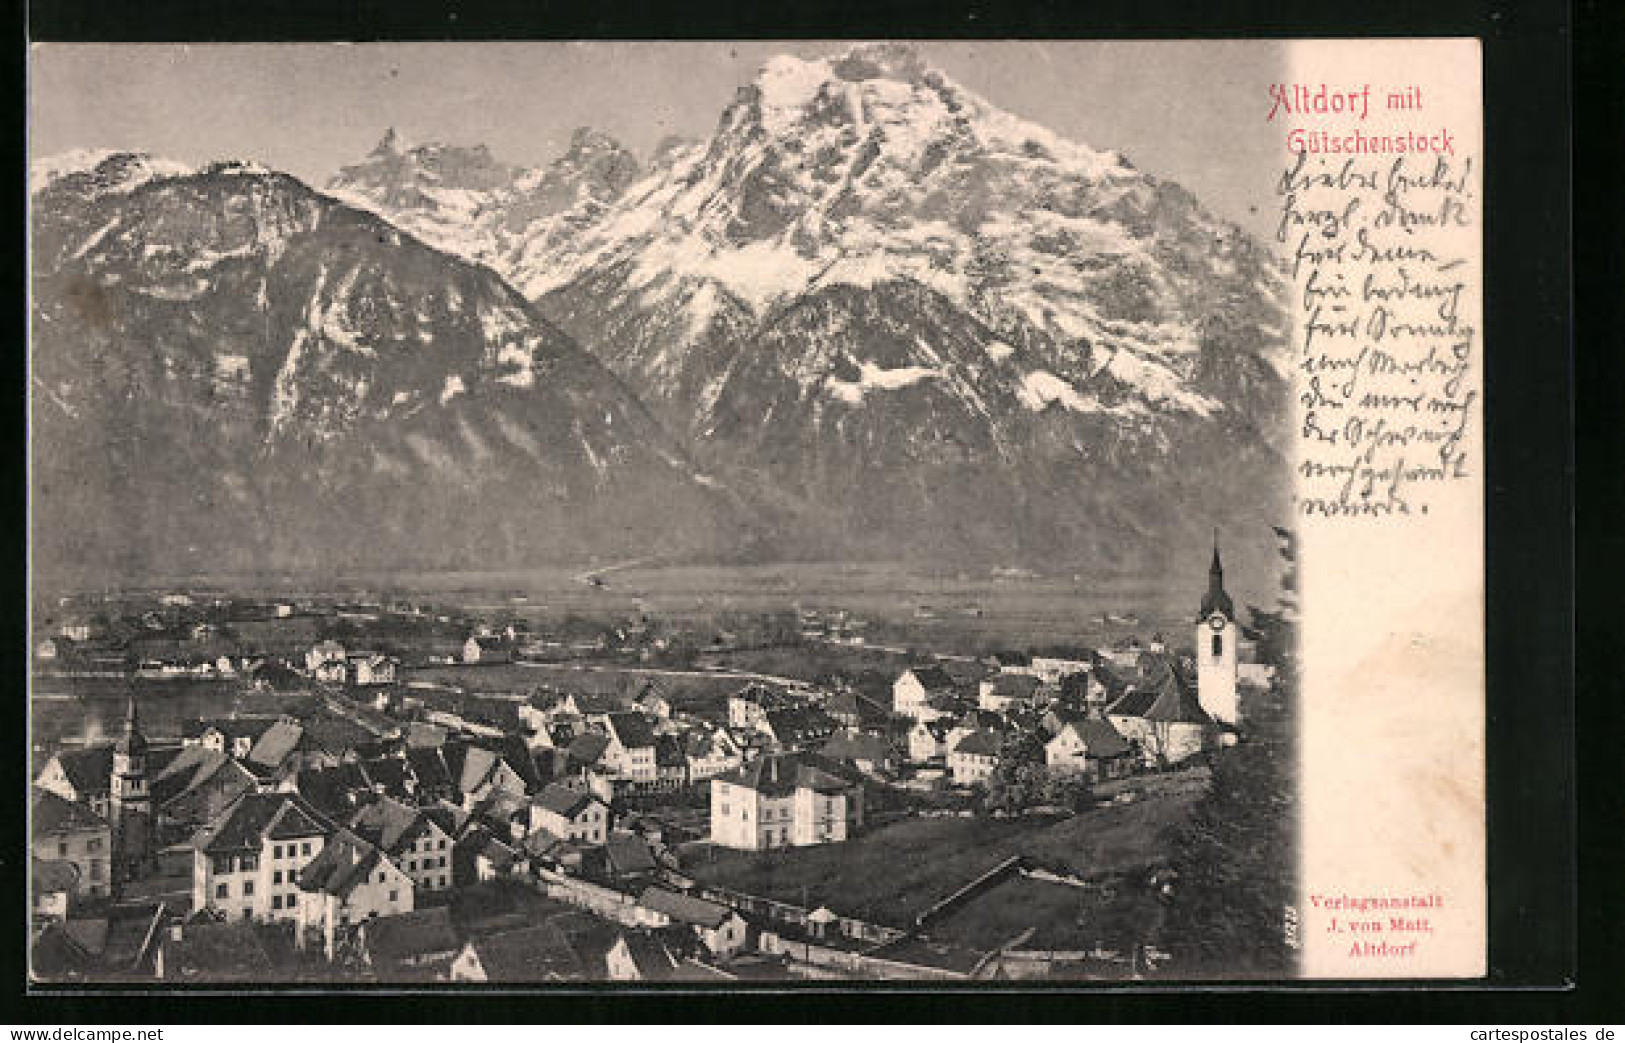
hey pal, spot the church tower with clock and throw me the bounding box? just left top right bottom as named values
left=1196, top=534, right=1239, bottom=725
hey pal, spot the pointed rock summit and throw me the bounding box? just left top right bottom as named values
left=372, top=126, right=402, bottom=156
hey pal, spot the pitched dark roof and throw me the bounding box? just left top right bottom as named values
left=989, top=673, right=1043, bottom=699
left=905, top=665, right=956, bottom=691
left=1053, top=717, right=1134, bottom=758
left=33, top=788, right=109, bottom=835
left=606, top=713, right=658, bottom=750
left=360, top=757, right=414, bottom=800
left=469, top=922, right=583, bottom=981
left=764, top=707, right=839, bottom=744
left=200, top=792, right=330, bottom=854
left=569, top=692, right=625, bottom=715
left=297, top=829, right=384, bottom=897
left=295, top=763, right=370, bottom=818
left=566, top=731, right=610, bottom=768
left=405, top=747, right=452, bottom=791
left=362, top=907, right=459, bottom=966
left=245, top=720, right=303, bottom=771
left=615, top=931, right=680, bottom=980
left=637, top=888, right=732, bottom=929
left=1109, top=654, right=1212, bottom=725
left=952, top=730, right=1002, bottom=757
left=819, top=730, right=893, bottom=765
left=605, top=835, right=659, bottom=876
left=533, top=783, right=598, bottom=820
left=718, top=753, right=855, bottom=796
left=349, top=797, right=428, bottom=855
left=49, top=746, right=113, bottom=798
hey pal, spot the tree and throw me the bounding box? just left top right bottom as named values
left=1158, top=526, right=1299, bottom=977
left=1041, top=769, right=1095, bottom=812
left=981, top=731, right=1048, bottom=814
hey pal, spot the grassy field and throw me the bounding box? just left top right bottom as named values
left=698, top=644, right=928, bottom=683
left=685, top=776, right=1205, bottom=929
left=925, top=873, right=1168, bottom=953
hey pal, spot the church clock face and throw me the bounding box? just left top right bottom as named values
left=1209, top=614, right=1227, bottom=630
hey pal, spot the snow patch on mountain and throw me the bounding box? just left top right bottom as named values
left=31, top=150, right=193, bottom=195
left=826, top=360, right=940, bottom=404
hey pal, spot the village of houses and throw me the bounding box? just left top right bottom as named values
left=29, top=550, right=1275, bottom=984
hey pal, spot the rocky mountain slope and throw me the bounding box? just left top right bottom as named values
left=30, top=154, right=742, bottom=582
left=331, top=44, right=1291, bottom=575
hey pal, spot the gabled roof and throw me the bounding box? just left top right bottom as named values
left=405, top=747, right=452, bottom=790
left=245, top=720, right=303, bottom=771
left=294, top=763, right=370, bottom=818
left=566, top=731, right=610, bottom=768
left=989, top=673, right=1043, bottom=699
left=606, top=713, right=658, bottom=750
left=614, top=931, right=680, bottom=980
left=362, top=907, right=459, bottom=965
left=47, top=746, right=113, bottom=798
left=820, top=730, right=893, bottom=764
left=406, top=722, right=450, bottom=749
left=469, top=922, right=583, bottom=981
left=637, top=888, right=732, bottom=929
left=1110, top=653, right=1212, bottom=725
left=568, top=692, right=624, bottom=715
left=33, top=788, right=109, bottom=835
left=159, top=756, right=256, bottom=820
left=903, top=665, right=956, bottom=691
left=605, top=835, right=660, bottom=877
left=200, top=792, right=331, bottom=854
left=718, top=753, right=855, bottom=796
left=360, top=757, right=414, bottom=800
left=298, top=828, right=385, bottom=897
left=422, top=801, right=470, bottom=840
left=682, top=725, right=738, bottom=758
left=952, top=730, right=1002, bottom=757
left=456, top=745, right=500, bottom=795
left=533, top=783, right=599, bottom=820
left=763, top=707, right=838, bottom=743
left=348, top=797, right=428, bottom=855
left=1051, top=717, right=1134, bottom=758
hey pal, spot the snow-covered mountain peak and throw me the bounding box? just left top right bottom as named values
left=31, top=150, right=194, bottom=197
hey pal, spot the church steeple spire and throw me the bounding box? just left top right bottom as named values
left=116, top=691, right=146, bottom=757
left=1199, top=529, right=1235, bottom=620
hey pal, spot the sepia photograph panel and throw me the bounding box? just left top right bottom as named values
left=27, top=39, right=1477, bottom=987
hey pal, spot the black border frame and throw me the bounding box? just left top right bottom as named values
left=9, top=0, right=1597, bottom=1023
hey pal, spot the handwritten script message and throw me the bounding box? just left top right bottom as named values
left=1272, top=84, right=1477, bottom=519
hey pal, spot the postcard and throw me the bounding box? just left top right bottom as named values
left=26, top=38, right=1483, bottom=984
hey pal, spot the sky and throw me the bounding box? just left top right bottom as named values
left=30, top=41, right=1286, bottom=242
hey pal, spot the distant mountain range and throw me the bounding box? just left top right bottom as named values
left=32, top=44, right=1290, bottom=585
